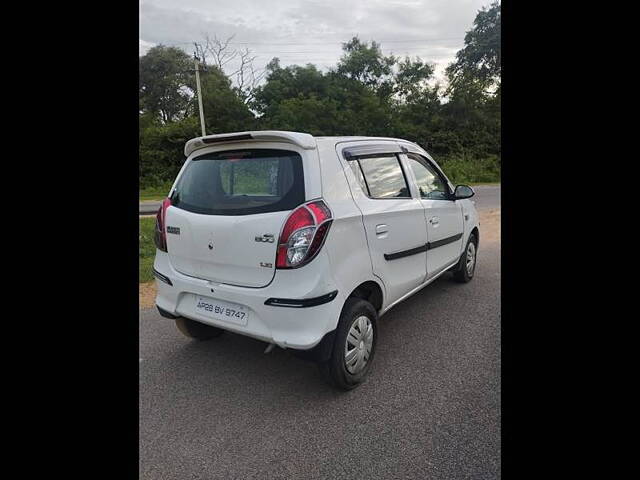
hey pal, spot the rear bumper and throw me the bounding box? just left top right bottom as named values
left=153, top=249, right=344, bottom=350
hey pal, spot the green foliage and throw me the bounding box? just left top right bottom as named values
left=199, top=65, right=256, bottom=133
left=139, top=46, right=194, bottom=123
left=438, top=154, right=501, bottom=184
left=252, top=63, right=328, bottom=117
left=447, top=1, right=501, bottom=92
left=140, top=3, right=501, bottom=187
left=140, top=182, right=173, bottom=200
left=337, top=38, right=396, bottom=93
left=139, top=217, right=157, bottom=283
left=140, top=116, right=200, bottom=186
left=394, top=57, right=436, bottom=101
left=139, top=59, right=255, bottom=185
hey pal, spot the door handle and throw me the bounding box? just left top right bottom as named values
left=375, top=224, right=388, bottom=236
left=429, top=217, right=440, bottom=226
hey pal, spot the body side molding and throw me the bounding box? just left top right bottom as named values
left=383, top=233, right=463, bottom=261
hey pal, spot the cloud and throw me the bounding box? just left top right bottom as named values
left=139, top=39, right=156, bottom=56
left=140, top=0, right=489, bottom=82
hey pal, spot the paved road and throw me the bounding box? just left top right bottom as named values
left=140, top=200, right=162, bottom=215
left=471, top=184, right=500, bottom=211
left=139, top=188, right=501, bottom=479
left=139, top=185, right=500, bottom=215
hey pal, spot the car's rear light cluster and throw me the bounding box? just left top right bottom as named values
left=276, top=200, right=333, bottom=269
left=154, top=198, right=172, bottom=252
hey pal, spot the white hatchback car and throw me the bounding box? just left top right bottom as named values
left=153, top=131, right=479, bottom=389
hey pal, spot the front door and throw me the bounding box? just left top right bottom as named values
left=403, top=153, right=464, bottom=277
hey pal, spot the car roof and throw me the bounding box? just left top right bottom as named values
left=314, top=136, right=416, bottom=146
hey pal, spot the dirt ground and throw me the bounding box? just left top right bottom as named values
left=479, top=208, right=500, bottom=244
left=139, top=282, right=158, bottom=310
left=139, top=208, right=500, bottom=310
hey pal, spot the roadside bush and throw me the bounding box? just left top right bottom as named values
left=437, top=154, right=501, bottom=184
left=139, top=117, right=200, bottom=185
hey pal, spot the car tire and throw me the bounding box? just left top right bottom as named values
left=453, top=233, right=478, bottom=283
left=175, top=317, right=224, bottom=340
left=318, top=297, right=378, bottom=390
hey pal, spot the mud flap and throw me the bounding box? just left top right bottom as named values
left=290, top=329, right=337, bottom=363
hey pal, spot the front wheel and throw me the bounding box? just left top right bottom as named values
left=453, top=233, right=478, bottom=283
left=318, top=298, right=378, bottom=390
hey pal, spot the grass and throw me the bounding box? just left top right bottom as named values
left=140, top=182, right=172, bottom=201
left=139, top=217, right=156, bottom=283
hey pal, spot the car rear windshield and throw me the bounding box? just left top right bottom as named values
left=171, top=149, right=305, bottom=216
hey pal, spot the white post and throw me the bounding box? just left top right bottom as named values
left=194, top=56, right=206, bottom=137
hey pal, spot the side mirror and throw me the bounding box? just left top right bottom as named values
left=453, top=185, right=475, bottom=200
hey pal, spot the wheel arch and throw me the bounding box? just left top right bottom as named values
left=470, top=226, right=479, bottom=247
left=346, top=280, right=384, bottom=313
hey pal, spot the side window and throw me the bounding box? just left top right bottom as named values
left=348, top=160, right=368, bottom=194
left=350, top=155, right=411, bottom=199
left=406, top=154, right=450, bottom=200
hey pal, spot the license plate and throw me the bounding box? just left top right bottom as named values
left=194, top=296, right=249, bottom=326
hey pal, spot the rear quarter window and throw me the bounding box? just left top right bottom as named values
left=172, top=149, right=305, bottom=215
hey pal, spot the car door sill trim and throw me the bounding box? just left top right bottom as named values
left=380, top=259, right=459, bottom=316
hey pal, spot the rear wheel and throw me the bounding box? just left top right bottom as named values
left=318, top=298, right=377, bottom=390
left=175, top=317, right=224, bottom=340
left=453, top=233, right=477, bottom=283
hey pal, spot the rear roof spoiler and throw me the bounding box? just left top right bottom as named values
left=184, top=131, right=317, bottom=157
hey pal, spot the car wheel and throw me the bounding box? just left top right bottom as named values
left=319, top=298, right=377, bottom=390
left=453, top=233, right=478, bottom=283
left=175, top=317, right=224, bottom=340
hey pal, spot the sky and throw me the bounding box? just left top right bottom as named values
left=140, top=0, right=489, bottom=85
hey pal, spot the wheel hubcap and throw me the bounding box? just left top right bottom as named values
left=466, top=242, right=476, bottom=276
left=345, top=315, right=373, bottom=374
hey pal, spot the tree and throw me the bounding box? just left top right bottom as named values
left=193, top=35, right=266, bottom=105
left=198, top=64, right=256, bottom=133
left=139, top=46, right=255, bottom=185
left=139, top=46, right=194, bottom=123
left=252, top=57, right=395, bottom=136
left=394, top=56, right=436, bottom=102
left=336, top=37, right=397, bottom=95
left=140, top=6, right=502, bottom=187
left=252, top=61, right=328, bottom=118
left=139, top=117, right=201, bottom=185
left=446, top=1, right=501, bottom=93
left=435, top=1, right=501, bottom=159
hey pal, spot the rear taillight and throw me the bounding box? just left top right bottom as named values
left=276, top=200, right=333, bottom=269
left=154, top=198, right=172, bottom=252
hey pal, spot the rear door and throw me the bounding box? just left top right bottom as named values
left=403, top=152, right=464, bottom=277
left=164, top=147, right=308, bottom=287
left=339, top=142, right=428, bottom=305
